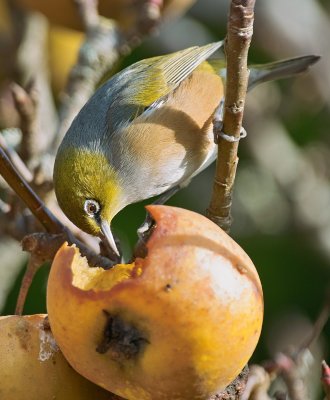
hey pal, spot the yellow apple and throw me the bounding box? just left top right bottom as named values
left=48, top=25, right=84, bottom=93
left=0, top=314, right=121, bottom=400
left=47, top=205, right=263, bottom=400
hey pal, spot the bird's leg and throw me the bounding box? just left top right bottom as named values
left=137, top=185, right=181, bottom=239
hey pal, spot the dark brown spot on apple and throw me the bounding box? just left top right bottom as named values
left=164, top=283, right=172, bottom=292
left=96, top=310, right=149, bottom=360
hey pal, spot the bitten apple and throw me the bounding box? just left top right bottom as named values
left=47, top=205, right=263, bottom=400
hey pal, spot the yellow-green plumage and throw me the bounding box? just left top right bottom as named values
left=54, top=148, right=122, bottom=235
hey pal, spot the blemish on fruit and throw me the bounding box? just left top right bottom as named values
left=164, top=283, right=172, bottom=292
left=236, top=264, right=248, bottom=274
left=96, top=310, right=149, bottom=361
left=15, top=319, right=31, bottom=351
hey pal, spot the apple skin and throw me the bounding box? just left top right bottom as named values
left=0, top=314, right=121, bottom=400
left=47, top=205, right=263, bottom=400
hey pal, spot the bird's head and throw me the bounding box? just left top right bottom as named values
left=53, top=147, right=123, bottom=256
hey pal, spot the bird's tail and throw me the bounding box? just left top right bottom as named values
left=248, top=55, right=320, bottom=91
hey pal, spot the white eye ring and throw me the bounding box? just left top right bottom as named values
left=84, top=199, right=100, bottom=217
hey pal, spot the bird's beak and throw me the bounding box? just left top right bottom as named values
left=100, top=219, right=120, bottom=257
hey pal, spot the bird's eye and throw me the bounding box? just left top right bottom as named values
left=84, top=199, right=100, bottom=217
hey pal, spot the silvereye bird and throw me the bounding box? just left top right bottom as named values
left=53, top=41, right=319, bottom=255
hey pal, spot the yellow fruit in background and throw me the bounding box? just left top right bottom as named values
left=0, top=0, right=14, bottom=84
left=0, top=0, right=12, bottom=36
left=17, top=0, right=196, bottom=31
left=0, top=0, right=197, bottom=95
left=49, top=25, right=83, bottom=93
left=0, top=314, right=121, bottom=400
left=47, top=205, right=263, bottom=400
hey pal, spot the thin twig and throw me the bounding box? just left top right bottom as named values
left=295, top=292, right=330, bottom=355
left=22, top=232, right=114, bottom=269
left=11, top=81, right=39, bottom=162
left=207, top=0, right=255, bottom=232
left=15, top=231, right=114, bottom=314
left=241, top=365, right=272, bottom=400
left=0, top=131, right=33, bottom=182
left=14, top=10, right=58, bottom=157
left=281, top=294, right=330, bottom=400
left=274, top=352, right=307, bottom=400
left=131, top=0, right=163, bottom=38
left=15, top=253, right=44, bottom=315
left=0, top=146, right=63, bottom=234
left=74, top=0, right=99, bottom=30
left=260, top=295, right=330, bottom=400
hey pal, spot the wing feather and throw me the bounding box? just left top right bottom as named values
left=107, top=41, right=224, bottom=131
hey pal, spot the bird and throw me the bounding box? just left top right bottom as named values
left=53, top=41, right=319, bottom=256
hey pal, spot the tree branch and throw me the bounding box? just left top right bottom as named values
left=260, top=294, right=330, bottom=400
left=14, top=10, right=58, bottom=157
left=207, top=0, right=255, bottom=232
left=241, top=365, right=272, bottom=400
left=11, top=81, right=39, bottom=163
left=0, top=131, right=33, bottom=182
left=0, top=146, right=63, bottom=234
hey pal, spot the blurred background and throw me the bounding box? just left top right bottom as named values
left=0, top=0, right=329, bottom=398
